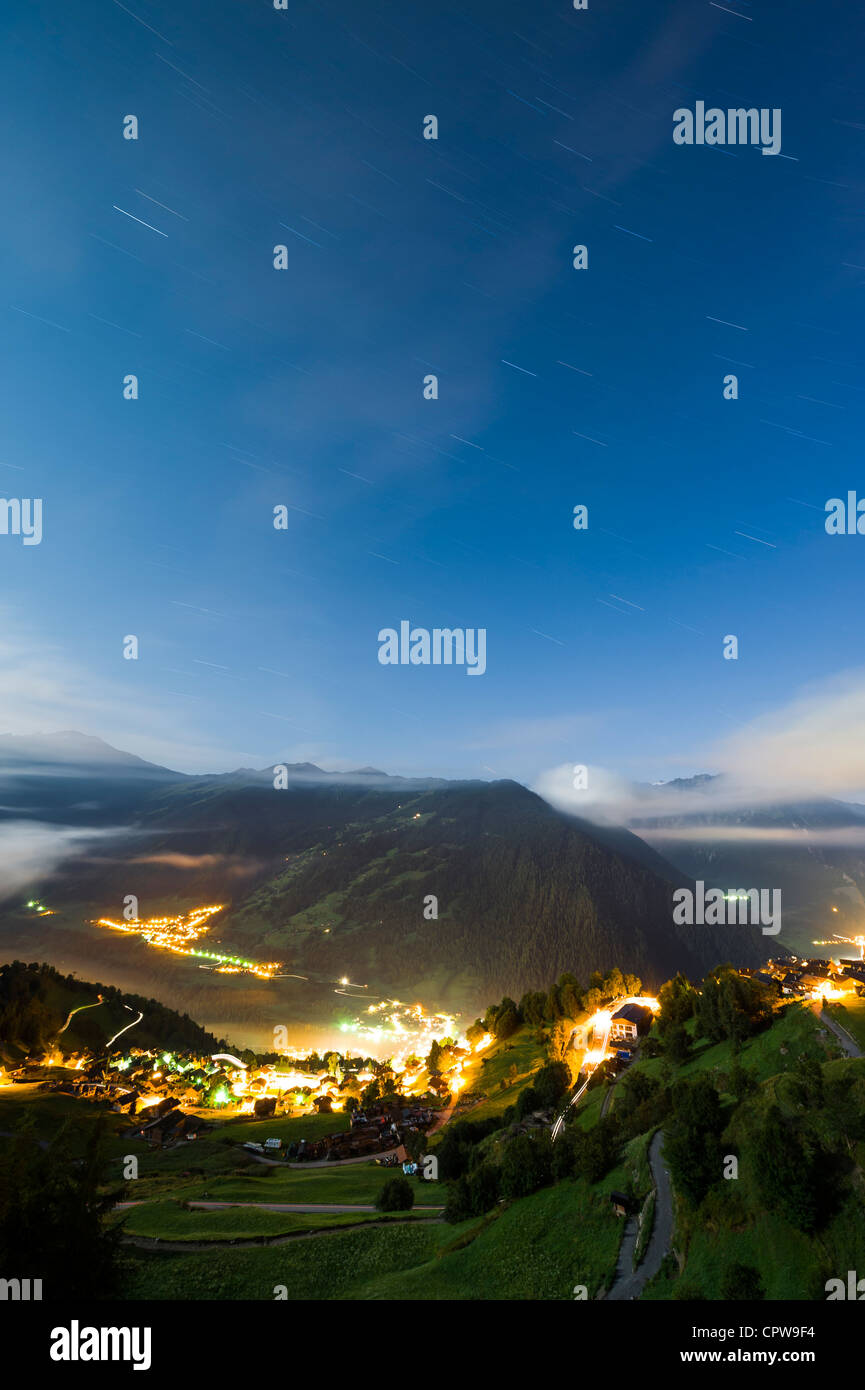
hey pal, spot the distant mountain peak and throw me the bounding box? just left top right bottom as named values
left=0, top=730, right=183, bottom=778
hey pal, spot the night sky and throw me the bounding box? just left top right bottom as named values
left=2, top=0, right=864, bottom=790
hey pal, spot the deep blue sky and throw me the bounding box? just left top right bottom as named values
left=2, top=0, right=864, bottom=782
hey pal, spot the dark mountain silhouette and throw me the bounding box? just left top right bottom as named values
left=0, top=736, right=772, bottom=1013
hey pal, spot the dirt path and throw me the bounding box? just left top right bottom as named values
left=121, top=1213, right=443, bottom=1253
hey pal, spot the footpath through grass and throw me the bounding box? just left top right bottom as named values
left=132, top=1160, right=443, bottom=1208
left=114, top=1200, right=436, bottom=1243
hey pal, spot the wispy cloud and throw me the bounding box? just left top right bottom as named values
left=535, top=669, right=865, bottom=825
left=0, top=822, right=123, bottom=901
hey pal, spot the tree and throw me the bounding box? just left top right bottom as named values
left=0, top=1116, right=123, bottom=1298
left=572, top=1118, right=620, bottom=1183
left=720, top=1263, right=764, bottom=1300
left=443, top=1162, right=499, bottom=1223
left=728, top=1058, right=757, bottom=1103
left=663, top=1075, right=725, bottom=1207
left=616, top=1070, right=666, bottom=1132
left=435, top=1125, right=473, bottom=1180
left=494, top=1004, right=520, bottom=1041
left=558, top=973, right=583, bottom=1018
left=794, top=1055, right=824, bottom=1108
left=750, top=1105, right=822, bottom=1232
left=519, top=991, right=547, bottom=1026
left=500, top=1134, right=553, bottom=1199
left=664, top=1023, right=692, bottom=1065
left=533, top=1061, right=571, bottom=1110
left=361, top=1079, right=381, bottom=1107
left=696, top=967, right=773, bottom=1045
left=548, top=1018, right=571, bottom=1061
left=376, top=1176, right=414, bottom=1212
left=403, top=1128, right=426, bottom=1163
left=515, top=1084, right=540, bottom=1120
left=426, top=1039, right=443, bottom=1075
left=658, top=973, right=697, bottom=1033
left=604, top=967, right=625, bottom=1001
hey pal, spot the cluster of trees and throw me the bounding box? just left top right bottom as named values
left=654, top=966, right=774, bottom=1063
left=464, top=965, right=644, bottom=1050
left=553, top=1067, right=672, bottom=1189
left=0, top=1115, right=122, bottom=1297
left=0, top=961, right=227, bottom=1059
left=505, top=1061, right=571, bottom=1121
left=664, top=1075, right=726, bottom=1206
left=696, top=967, right=775, bottom=1044
left=443, top=1066, right=669, bottom=1223
left=663, top=1052, right=860, bottom=1237
left=433, top=956, right=865, bottom=1305
left=443, top=1133, right=555, bottom=1221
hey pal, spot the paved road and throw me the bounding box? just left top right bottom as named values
left=812, top=1002, right=863, bottom=1058
left=242, top=1146, right=401, bottom=1168
left=605, top=1130, right=673, bottom=1301
left=117, top=1199, right=443, bottom=1213
left=191, top=1199, right=443, bottom=1213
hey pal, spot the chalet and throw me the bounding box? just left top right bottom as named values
left=754, top=971, right=781, bottom=994
left=137, top=1112, right=181, bottom=1147
left=138, top=1096, right=180, bottom=1120
left=609, top=1003, right=652, bottom=1043
left=610, top=1191, right=630, bottom=1218
left=800, top=972, right=831, bottom=991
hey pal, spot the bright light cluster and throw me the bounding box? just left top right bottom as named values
left=93, top=904, right=281, bottom=979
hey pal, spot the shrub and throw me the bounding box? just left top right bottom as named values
left=375, top=1176, right=414, bottom=1212
left=500, top=1134, right=553, bottom=1200
left=720, top=1262, right=764, bottom=1300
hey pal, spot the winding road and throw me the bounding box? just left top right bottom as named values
left=605, top=1130, right=673, bottom=1301
left=813, top=1001, right=862, bottom=1058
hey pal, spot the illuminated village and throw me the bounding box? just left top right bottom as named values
left=4, top=940, right=864, bottom=1165
left=1, top=989, right=497, bottom=1159
left=742, top=950, right=865, bottom=1002
left=92, top=905, right=281, bottom=979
